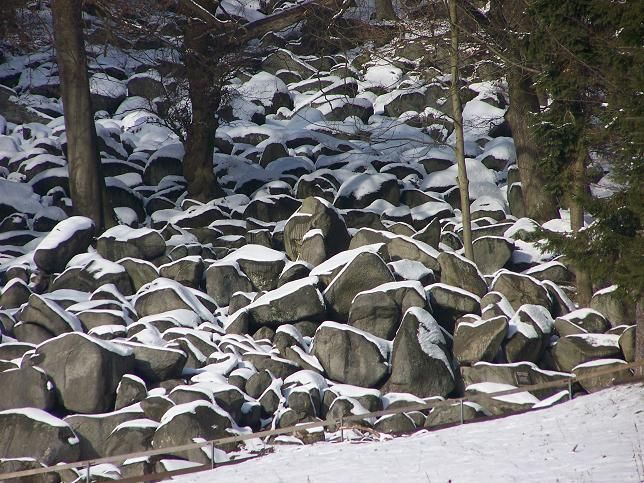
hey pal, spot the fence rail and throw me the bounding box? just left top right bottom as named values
left=1, top=360, right=642, bottom=481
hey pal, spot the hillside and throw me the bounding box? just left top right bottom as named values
left=0, top=1, right=641, bottom=481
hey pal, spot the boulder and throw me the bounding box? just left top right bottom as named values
left=465, top=382, right=539, bottom=416
left=33, top=216, right=95, bottom=274
left=0, top=366, right=56, bottom=411
left=490, top=270, right=551, bottom=311
left=334, top=173, right=400, bottom=209
left=134, top=278, right=215, bottom=322
left=385, top=307, right=455, bottom=398
left=117, top=258, right=159, bottom=292
left=551, top=334, right=623, bottom=372
left=427, top=283, right=481, bottom=333
left=159, top=256, right=204, bottom=289
left=438, top=251, right=487, bottom=298
left=0, top=408, right=80, bottom=465
left=313, top=322, right=390, bottom=388
left=618, top=326, right=636, bottom=362
left=472, top=236, right=513, bottom=275
left=386, top=235, right=440, bottom=272
left=17, top=293, right=82, bottom=337
left=503, top=305, right=552, bottom=364
left=205, top=262, right=254, bottom=306
left=246, top=276, right=326, bottom=328
left=453, top=315, right=508, bottom=365
left=33, top=333, right=135, bottom=413
left=114, top=374, right=147, bottom=410
left=425, top=401, right=487, bottom=428
left=152, top=401, right=233, bottom=455
left=572, top=359, right=634, bottom=393
left=0, top=278, right=32, bottom=309
left=323, top=251, right=395, bottom=319
left=113, top=341, right=187, bottom=383
left=555, top=309, right=610, bottom=334
left=590, top=286, right=636, bottom=327
left=284, top=197, right=350, bottom=266
left=348, top=281, right=427, bottom=340
left=104, top=418, right=158, bottom=457
left=64, top=407, right=145, bottom=459
left=220, top=244, right=288, bottom=292
left=374, top=413, right=416, bottom=434
left=97, top=226, right=166, bottom=262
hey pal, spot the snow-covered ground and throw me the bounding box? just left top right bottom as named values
left=172, top=383, right=644, bottom=483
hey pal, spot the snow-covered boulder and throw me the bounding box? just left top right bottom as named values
left=334, top=173, right=400, bottom=209
left=97, top=225, right=166, bottom=262
left=438, top=251, right=488, bottom=298
left=453, top=315, right=508, bottom=365
left=0, top=408, right=80, bottom=465
left=245, top=276, right=326, bottom=328
left=427, top=283, right=481, bottom=333
left=64, top=405, right=146, bottom=459
left=0, top=366, right=55, bottom=411
left=551, top=334, right=623, bottom=373
left=114, top=374, right=147, bottom=410
left=323, top=250, right=395, bottom=319
left=472, top=236, right=514, bottom=275
left=572, top=359, right=633, bottom=393
left=490, top=270, right=552, bottom=312
left=348, top=280, right=427, bottom=340
left=284, top=196, right=350, bottom=266
left=152, top=401, right=234, bottom=459
left=590, top=286, right=636, bottom=327
left=113, top=341, right=187, bottom=384
left=16, top=293, right=82, bottom=338
left=385, top=307, right=455, bottom=398
left=33, top=216, right=95, bottom=274
left=32, top=333, right=135, bottom=413
left=313, top=322, right=390, bottom=388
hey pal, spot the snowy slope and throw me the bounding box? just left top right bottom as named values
left=172, top=383, right=644, bottom=483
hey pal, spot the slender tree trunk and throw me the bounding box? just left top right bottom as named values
left=375, top=0, right=397, bottom=20
left=569, top=140, right=592, bottom=306
left=636, top=298, right=643, bottom=377
left=505, top=69, right=559, bottom=222
left=448, top=0, right=473, bottom=260
left=52, top=0, right=115, bottom=231
left=183, top=20, right=223, bottom=202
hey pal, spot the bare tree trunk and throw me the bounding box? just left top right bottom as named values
left=375, top=0, right=397, bottom=20
left=569, top=141, right=592, bottom=306
left=636, top=298, right=643, bottom=377
left=448, top=0, right=473, bottom=260
left=505, top=69, right=560, bottom=223
left=183, top=19, right=224, bottom=202
left=52, top=0, right=115, bottom=231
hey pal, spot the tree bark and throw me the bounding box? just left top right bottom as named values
left=375, top=0, right=397, bottom=20
left=183, top=18, right=223, bottom=202
left=636, top=298, right=643, bottom=377
left=505, top=69, right=559, bottom=223
left=52, top=0, right=115, bottom=231
left=569, top=140, right=592, bottom=306
left=448, top=0, right=473, bottom=260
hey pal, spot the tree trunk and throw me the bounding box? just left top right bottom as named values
left=52, top=0, right=114, bottom=231
left=375, top=0, right=397, bottom=20
left=569, top=140, right=592, bottom=306
left=636, top=298, right=643, bottom=377
left=448, top=0, right=473, bottom=260
left=183, top=20, right=223, bottom=202
left=505, top=68, right=559, bottom=223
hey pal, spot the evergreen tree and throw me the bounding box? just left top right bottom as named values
left=526, top=1, right=642, bottom=327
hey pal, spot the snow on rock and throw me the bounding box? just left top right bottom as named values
left=33, top=216, right=95, bottom=273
